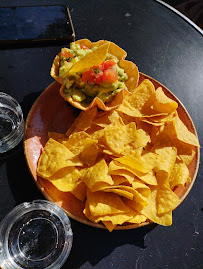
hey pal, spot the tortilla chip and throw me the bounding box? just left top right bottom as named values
left=71, top=107, right=98, bottom=131
left=80, top=138, right=99, bottom=166
left=153, top=87, right=178, bottom=113
left=109, top=160, right=158, bottom=185
left=110, top=169, right=135, bottom=184
left=151, top=132, right=177, bottom=182
left=157, top=184, right=180, bottom=215
left=71, top=181, right=87, bottom=201
left=102, top=221, right=117, bottom=232
left=126, top=213, right=147, bottom=224
left=166, top=116, right=200, bottom=147
left=103, top=125, right=134, bottom=154
left=37, top=138, right=82, bottom=178
left=47, top=166, right=81, bottom=191
left=119, top=59, right=139, bottom=92
left=70, top=43, right=110, bottom=74
left=117, top=79, right=156, bottom=117
left=93, top=110, right=124, bottom=128
left=101, top=186, right=134, bottom=200
left=115, top=152, right=162, bottom=174
left=80, top=159, right=114, bottom=191
left=87, top=189, right=130, bottom=216
left=169, top=162, right=190, bottom=190
left=135, top=186, right=173, bottom=226
left=112, top=175, right=129, bottom=185
left=63, top=131, right=92, bottom=155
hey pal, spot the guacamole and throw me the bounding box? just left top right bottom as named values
left=60, top=42, right=128, bottom=106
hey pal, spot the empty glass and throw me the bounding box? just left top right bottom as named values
left=0, top=200, right=73, bottom=269
left=0, top=92, right=24, bottom=153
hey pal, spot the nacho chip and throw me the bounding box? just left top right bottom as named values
left=112, top=175, right=129, bottom=185
left=109, top=160, right=158, bottom=185
left=48, top=166, right=81, bottom=192
left=71, top=181, right=87, bottom=201
left=115, top=152, right=162, bottom=174
left=177, top=143, right=196, bottom=166
left=135, top=186, right=173, bottom=226
left=72, top=107, right=98, bottom=131
left=157, top=184, right=180, bottom=215
left=166, top=116, right=200, bottom=147
left=92, top=40, right=127, bottom=60
left=96, top=209, right=136, bottom=225
left=93, top=110, right=124, bottom=128
left=102, top=221, right=117, bottom=232
left=153, top=87, right=178, bottom=113
left=37, top=138, right=82, bottom=178
left=169, top=162, right=190, bottom=190
left=117, top=79, right=156, bottom=117
left=126, top=213, right=147, bottom=224
left=119, top=59, right=139, bottom=92
left=151, top=132, right=177, bottom=183
left=87, top=189, right=130, bottom=216
left=109, top=169, right=135, bottom=184
left=63, top=131, right=91, bottom=155
left=70, top=43, right=110, bottom=74
left=103, top=125, right=133, bottom=154
left=80, top=159, right=114, bottom=191
left=101, top=186, right=134, bottom=200
left=80, top=138, right=99, bottom=166
left=121, top=144, right=143, bottom=158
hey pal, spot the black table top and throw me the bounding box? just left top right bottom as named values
left=0, top=0, right=202, bottom=268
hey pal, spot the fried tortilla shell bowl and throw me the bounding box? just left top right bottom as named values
left=60, top=84, right=129, bottom=112
left=24, top=73, right=200, bottom=230
left=59, top=58, right=139, bottom=111
left=50, top=53, right=64, bottom=84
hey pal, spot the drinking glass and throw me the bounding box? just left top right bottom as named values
left=0, top=92, right=24, bottom=153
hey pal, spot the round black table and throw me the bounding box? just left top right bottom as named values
left=0, top=0, right=202, bottom=268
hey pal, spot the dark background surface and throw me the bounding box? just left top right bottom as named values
left=0, top=0, right=202, bottom=268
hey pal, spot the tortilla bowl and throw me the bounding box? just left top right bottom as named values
left=51, top=39, right=139, bottom=111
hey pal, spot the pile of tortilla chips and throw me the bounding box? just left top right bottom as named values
left=37, top=79, right=200, bottom=231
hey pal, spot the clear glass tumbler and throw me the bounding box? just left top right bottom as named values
left=0, top=200, right=73, bottom=269
left=0, top=92, right=24, bottom=153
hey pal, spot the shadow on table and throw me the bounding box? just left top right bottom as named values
left=0, top=140, right=44, bottom=204
left=64, top=219, right=157, bottom=269
left=0, top=91, right=45, bottom=204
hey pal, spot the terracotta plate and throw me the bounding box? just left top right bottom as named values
left=24, top=73, right=200, bottom=230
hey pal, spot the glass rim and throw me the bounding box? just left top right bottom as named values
left=0, top=92, right=24, bottom=144
left=0, top=200, right=73, bottom=269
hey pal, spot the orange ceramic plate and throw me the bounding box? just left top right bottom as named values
left=24, top=73, right=200, bottom=230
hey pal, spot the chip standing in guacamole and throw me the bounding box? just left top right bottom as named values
left=60, top=43, right=128, bottom=106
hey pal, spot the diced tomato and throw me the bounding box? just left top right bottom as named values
left=82, top=69, right=104, bottom=84
left=61, top=49, right=74, bottom=59
left=102, top=69, right=118, bottom=83
left=80, top=43, right=89, bottom=50
left=94, top=72, right=104, bottom=84
left=82, top=70, right=95, bottom=84
left=101, top=60, right=116, bottom=71
left=82, top=60, right=117, bottom=85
